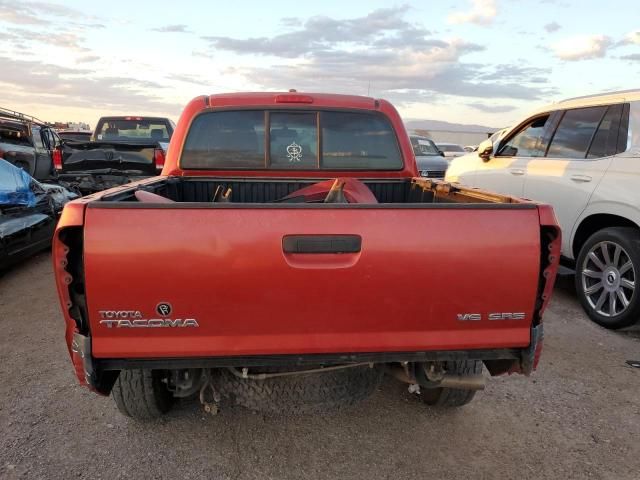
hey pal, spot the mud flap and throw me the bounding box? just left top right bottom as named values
left=71, top=332, right=117, bottom=395
left=513, top=324, right=544, bottom=376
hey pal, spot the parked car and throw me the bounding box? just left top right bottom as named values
left=436, top=142, right=466, bottom=159
left=53, top=92, right=559, bottom=420
left=57, top=130, right=92, bottom=142
left=0, top=108, right=62, bottom=182
left=0, top=158, right=75, bottom=270
left=446, top=89, right=640, bottom=329
left=409, top=134, right=449, bottom=178
left=464, top=145, right=476, bottom=153
left=57, top=116, right=175, bottom=195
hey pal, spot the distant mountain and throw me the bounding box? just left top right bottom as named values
left=405, top=119, right=499, bottom=134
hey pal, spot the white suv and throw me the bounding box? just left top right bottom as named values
left=446, top=90, right=640, bottom=329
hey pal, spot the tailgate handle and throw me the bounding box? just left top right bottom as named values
left=283, top=235, right=361, bottom=254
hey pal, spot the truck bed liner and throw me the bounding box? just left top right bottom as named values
left=97, top=177, right=525, bottom=206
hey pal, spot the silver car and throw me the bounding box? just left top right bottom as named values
left=410, top=135, right=449, bottom=178
left=435, top=142, right=466, bottom=159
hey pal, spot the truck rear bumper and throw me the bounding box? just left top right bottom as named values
left=96, top=347, right=521, bottom=370
left=70, top=324, right=543, bottom=395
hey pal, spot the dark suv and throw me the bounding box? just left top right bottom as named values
left=0, top=108, right=61, bottom=181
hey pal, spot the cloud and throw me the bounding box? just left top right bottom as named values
left=0, top=56, right=181, bottom=115
left=203, top=5, right=418, bottom=58
left=620, top=31, right=640, bottom=45
left=448, top=0, right=497, bottom=26
left=201, top=8, right=549, bottom=103
left=468, top=102, right=518, bottom=113
left=620, top=53, right=640, bottom=61
left=552, top=34, right=612, bottom=61
left=477, top=63, right=552, bottom=81
left=6, top=27, right=88, bottom=52
left=0, top=0, right=85, bottom=25
left=165, top=73, right=208, bottom=85
left=280, top=17, right=301, bottom=27
left=232, top=46, right=548, bottom=103
left=544, top=22, right=561, bottom=33
left=76, top=55, right=101, bottom=63
left=152, top=24, right=191, bottom=33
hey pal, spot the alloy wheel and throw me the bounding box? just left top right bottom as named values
left=581, top=241, right=636, bottom=317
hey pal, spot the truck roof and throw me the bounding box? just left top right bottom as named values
left=97, top=115, right=172, bottom=121
left=203, top=92, right=380, bottom=110
left=163, top=92, right=417, bottom=178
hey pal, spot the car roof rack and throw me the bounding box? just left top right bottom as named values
left=0, top=107, right=46, bottom=126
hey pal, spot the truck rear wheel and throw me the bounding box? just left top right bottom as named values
left=214, top=365, right=384, bottom=414
left=420, top=360, right=482, bottom=407
left=112, top=369, right=174, bottom=420
left=575, top=227, right=640, bottom=330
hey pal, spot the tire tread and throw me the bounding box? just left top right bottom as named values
left=214, top=366, right=383, bottom=414
left=112, top=370, right=173, bottom=420
left=421, top=360, right=482, bottom=407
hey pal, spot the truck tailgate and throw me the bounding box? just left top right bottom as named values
left=61, top=142, right=156, bottom=175
left=83, top=206, right=541, bottom=358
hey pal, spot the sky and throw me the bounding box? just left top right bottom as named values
left=1, top=0, right=639, bottom=129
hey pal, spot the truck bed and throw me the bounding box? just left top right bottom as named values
left=57, top=176, right=557, bottom=364
left=96, top=176, right=524, bottom=204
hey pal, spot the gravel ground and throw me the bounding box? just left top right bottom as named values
left=1, top=252, right=639, bottom=480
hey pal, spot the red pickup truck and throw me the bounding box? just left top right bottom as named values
left=53, top=92, right=560, bottom=419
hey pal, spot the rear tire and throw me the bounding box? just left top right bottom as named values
left=420, top=360, right=482, bottom=407
left=112, top=369, right=174, bottom=420
left=214, top=365, right=384, bottom=414
left=575, top=227, right=640, bottom=330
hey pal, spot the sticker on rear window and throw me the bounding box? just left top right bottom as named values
left=287, top=142, right=302, bottom=162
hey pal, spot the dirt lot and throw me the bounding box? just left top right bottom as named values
left=1, top=253, right=639, bottom=480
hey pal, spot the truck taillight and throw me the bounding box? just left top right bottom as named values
left=53, top=147, right=63, bottom=170
left=154, top=148, right=165, bottom=170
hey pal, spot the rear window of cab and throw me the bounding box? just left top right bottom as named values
left=180, top=110, right=403, bottom=170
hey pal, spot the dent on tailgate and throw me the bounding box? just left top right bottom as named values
left=83, top=205, right=541, bottom=359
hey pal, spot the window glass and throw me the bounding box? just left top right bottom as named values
left=43, top=129, right=58, bottom=149
left=32, top=127, right=45, bottom=151
left=95, top=118, right=171, bottom=142
left=547, top=106, right=606, bottom=159
left=490, top=127, right=509, bottom=148
left=438, top=144, right=464, bottom=153
left=411, top=137, right=440, bottom=156
left=498, top=116, right=549, bottom=157
left=180, top=110, right=403, bottom=170
left=322, top=112, right=401, bottom=169
left=269, top=112, right=317, bottom=169
left=40, top=130, right=51, bottom=150
left=627, top=101, right=640, bottom=152
left=587, top=104, right=622, bottom=159
left=0, top=125, right=30, bottom=146
left=181, top=111, right=265, bottom=169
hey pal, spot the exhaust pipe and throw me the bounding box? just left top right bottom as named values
left=438, top=375, right=485, bottom=390
left=387, top=364, right=485, bottom=390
